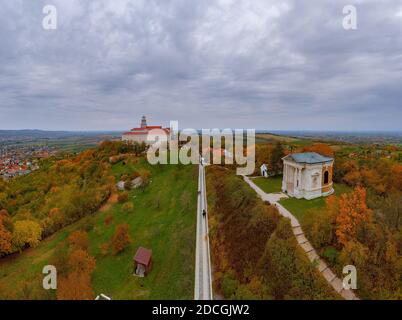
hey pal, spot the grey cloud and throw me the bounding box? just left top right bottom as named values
left=0, top=0, right=401, bottom=130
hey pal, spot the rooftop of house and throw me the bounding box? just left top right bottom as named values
left=133, top=247, right=152, bottom=266
left=283, top=152, right=333, bottom=164
left=123, top=127, right=170, bottom=135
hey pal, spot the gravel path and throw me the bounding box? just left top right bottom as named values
left=243, top=176, right=359, bottom=300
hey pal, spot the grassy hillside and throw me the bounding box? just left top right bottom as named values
left=252, top=176, right=283, bottom=194
left=0, top=158, right=197, bottom=300
left=279, top=184, right=352, bottom=221
left=206, top=166, right=339, bottom=300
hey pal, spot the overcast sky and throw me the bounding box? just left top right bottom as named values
left=1, top=0, right=401, bottom=131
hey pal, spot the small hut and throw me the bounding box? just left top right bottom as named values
left=133, top=247, right=152, bottom=277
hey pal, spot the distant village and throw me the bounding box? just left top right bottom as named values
left=0, top=144, right=56, bottom=180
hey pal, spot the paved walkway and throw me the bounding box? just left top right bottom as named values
left=243, top=176, right=359, bottom=300
left=194, top=163, right=213, bottom=300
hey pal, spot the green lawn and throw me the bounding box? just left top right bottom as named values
left=279, top=184, right=352, bottom=222
left=0, top=158, right=198, bottom=300
left=253, top=175, right=283, bottom=193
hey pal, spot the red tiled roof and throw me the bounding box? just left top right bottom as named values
left=134, top=247, right=152, bottom=266
left=123, top=131, right=149, bottom=135
left=131, top=125, right=163, bottom=131
left=123, top=127, right=170, bottom=136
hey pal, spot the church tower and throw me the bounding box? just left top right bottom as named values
left=141, top=115, right=147, bottom=128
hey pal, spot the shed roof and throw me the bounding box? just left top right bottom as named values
left=134, top=247, right=152, bottom=266
left=283, top=152, right=333, bottom=164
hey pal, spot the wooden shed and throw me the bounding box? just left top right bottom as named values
left=133, top=247, right=152, bottom=277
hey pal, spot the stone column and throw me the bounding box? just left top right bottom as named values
left=298, top=168, right=302, bottom=188
left=282, top=163, right=287, bottom=192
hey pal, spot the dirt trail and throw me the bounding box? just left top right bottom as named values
left=99, top=193, right=118, bottom=212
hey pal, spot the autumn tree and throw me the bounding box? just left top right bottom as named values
left=42, top=207, right=65, bottom=236
left=111, top=223, right=131, bottom=254
left=12, top=220, right=42, bottom=251
left=104, top=215, right=113, bottom=226
left=303, top=196, right=338, bottom=248
left=118, top=191, right=129, bottom=203
left=303, top=143, right=334, bottom=157
left=336, top=187, right=373, bottom=246
left=269, top=142, right=284, bottom=175
left=381, top=192, right=402, bottom=231
left=57, top=272, right=94, bottom=300
left=68, top=230, right=89, bottom=251
left=122, top=202, right=134, bottom=212
left=68, top=248, right=96, bottom=273
left=99, top=243, right=109, bottom=256
left=49, top=208, right=64, bottom=227
left=0, top=210, right=12, bottom=256
left=57, top=249, right=96, bottom=300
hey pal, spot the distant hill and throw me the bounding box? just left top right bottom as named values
left=268, top=130, right=402, bottom=145
left=0, top=130, right=123, bottom=140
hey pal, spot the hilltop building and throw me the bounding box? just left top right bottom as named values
left=282, top=152, right=334, bottom=200
left=122, top=116, right=170, bottom=145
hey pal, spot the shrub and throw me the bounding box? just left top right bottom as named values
left=99, top=243, right=109, bottom=256
left=68, top=230, right=89, bottom=251
left=118, top=192, right=129, bottom=203
left=122, top=202, right=134, bottom=213
left=111, top=223, right=131, bottom=255
left=104, top=215, right=113, bottom=226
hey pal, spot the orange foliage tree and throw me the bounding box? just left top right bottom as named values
left=57, top=272, right=94, bottom=300
left=0, top=210, right=12, bottom=256
left=68, top=230, right=89, bottom=251
left=336, top=187, right=372, bottom=246
left=68, top=249, right=96, bottom=273
left=111, top=223, right=131, bottom=255
left=57, top=249, right=96, bottom=300
left=303, top=143, right=334, bottom=157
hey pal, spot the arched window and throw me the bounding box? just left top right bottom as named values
left=324, top=170, right=329, bottom=184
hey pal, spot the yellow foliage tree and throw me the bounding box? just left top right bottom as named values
left=12, top=220, right=42, bottom=251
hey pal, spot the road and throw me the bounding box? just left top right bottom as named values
left=194, top=161, right=213, bottom=300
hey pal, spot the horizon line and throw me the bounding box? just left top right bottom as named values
left=0, top=129, right=402, bottom=133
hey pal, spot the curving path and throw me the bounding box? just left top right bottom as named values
left=243, top=176, right=359, bottom=300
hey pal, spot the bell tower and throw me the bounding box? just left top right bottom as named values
left=141, top=115, right=147, bottom=128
